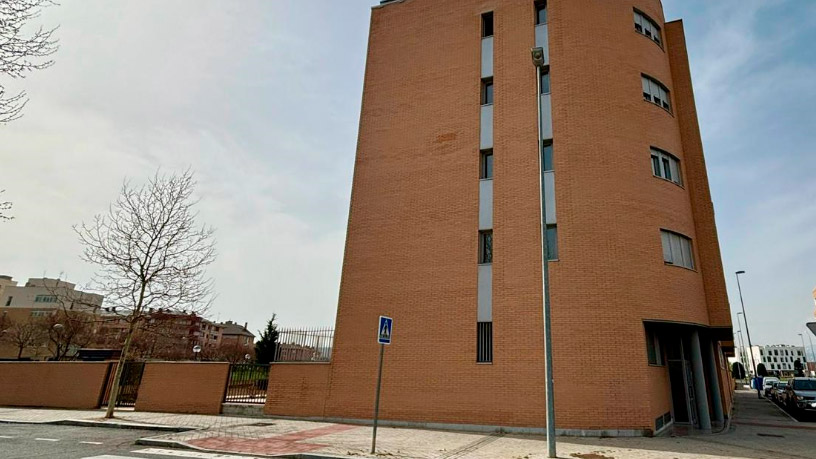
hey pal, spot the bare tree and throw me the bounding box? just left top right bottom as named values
left=3, top=317, right=46, bottom=359
left=0, top=189, right=12, bottom=221
left=76, top=170, right=215, bottom=418
left=40, top=277, right=103, bottom=360
left=1, top=0, right=59, bottom=123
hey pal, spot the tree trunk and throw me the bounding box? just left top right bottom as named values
left=17, top=345, right=23, bottom=360
left=104, top=319, right=137, bottom=419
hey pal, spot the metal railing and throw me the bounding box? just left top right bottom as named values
left=224, top=363, right=269, bottom=404
left=274, top=327, right=334, bottom=362
left=101, top=361, right=145, bottom=407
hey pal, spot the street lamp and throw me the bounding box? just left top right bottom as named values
left=531, top=46, right=556, bottom=459
left=192, top=344, right=202, bottom=361
left=735, top=270, right=761, bottom=398
left=799, top=333, right=807, bottom=367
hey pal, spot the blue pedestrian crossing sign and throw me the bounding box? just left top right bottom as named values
left=378, top=316, right=393, bottom=345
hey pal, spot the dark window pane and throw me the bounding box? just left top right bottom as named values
left=536, top=2, right=547, bottom=25
left=480, top=231, right=493, bottom=264
left=546, top=225, right=557, bottom=260
left=543, top=142, right=553, bottom=171
left=482, top=12, right=494, bottom=37
left=662, top=158, right=671, bottom=180
left=651, top=155, right=660, bottom=176
left=481, top=151, right=493, bottom=179
left=540, top=71, right=550, bottom=94
left=483, top=82, right=494, bottom=105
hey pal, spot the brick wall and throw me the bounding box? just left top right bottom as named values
left=0, top=362, right=110, bottom=409
left=265, top=363, right=331, bottom=418
left=135, top=362, right=229, bottom=415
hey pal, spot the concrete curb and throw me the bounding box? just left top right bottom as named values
left=135, top=437, right=353, bottom=459
left=0, top=418, right=194, bottom=432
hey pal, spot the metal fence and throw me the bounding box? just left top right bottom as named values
left=274, top=327, right=334, bottom=363
left=224, top=363, right=269, bottom=404
left=101, top=361, right=145, bottom=407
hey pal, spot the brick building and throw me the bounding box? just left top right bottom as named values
left=266, top=0, right=733, bottom=435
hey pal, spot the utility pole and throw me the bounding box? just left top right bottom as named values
left=735, top=271, right=760, bottom=398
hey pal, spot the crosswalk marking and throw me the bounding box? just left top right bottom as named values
left=81, top=456, right=141, bottom=459
left=35, top=437, right=60, bottom=441
left=0, top=435, right=16, bottom=439
left=134, top=447, right=266, bottom=458
left=80, top=441, right=104, bottom=445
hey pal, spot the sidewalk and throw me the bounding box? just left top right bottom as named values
left=1, top=391, right=815, bottom=459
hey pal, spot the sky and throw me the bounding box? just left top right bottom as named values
left=0, top=0, right=814, bottom=353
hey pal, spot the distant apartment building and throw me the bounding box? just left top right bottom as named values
left=736, top=345, right=806, bottom=376
left=217, top=320, right=255, bottom=347
left=265, top=0, right=733, bottom=436
left=0, top=276, right=103, bottom=323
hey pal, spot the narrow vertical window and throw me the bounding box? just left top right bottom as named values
left=482, top=79, right=494, bottom=105
left=546, top=225, right=558, bottom=260
left=479, top=231, right=493, bottom=264
left=535, top=1, right=547, bottom=25
left=482, top=12, right=494, bottom=38
left=543, top=141, right=553, bottom=172
left=480, top=150, right=493, bottom=179
left=540, top=69, right=551, bottom=94
left=4, top=296, right=11, bottom=306
left=477, top=322, right=493, bottom=363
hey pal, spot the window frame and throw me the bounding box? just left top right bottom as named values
left=481, top=78, right=494, bottom=105
left=535, top=0, right=548, bottom=25
left=660, top=229, right=695, bottom=270
left=650, top=147, right=682, bottom=186
left=480, top=149, right=494, bottom=179
left=481, top=12, right=494, bottom=38
left=633, top=9, right=663, bottom=49
left=641, top=74, right=672, bottom=113
left=479, top=230, right=493, bottom=264
left=646, top=328, right=665, bottom=366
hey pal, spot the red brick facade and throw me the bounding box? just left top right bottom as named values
left=135, top=362, right=230, bottom=415
left=265, top=0, right=732, bottom=434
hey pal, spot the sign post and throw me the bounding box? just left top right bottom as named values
left=371, top=315, right=392, bottom=454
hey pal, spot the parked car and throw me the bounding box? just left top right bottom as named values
left=770, top=381, right=788, bottom=403
left=763, top=377, right=779, bottom=397
left=784, top=377, right=816, bottom=413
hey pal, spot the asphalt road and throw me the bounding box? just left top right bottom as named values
left=0, top=424, right=257, bottom=459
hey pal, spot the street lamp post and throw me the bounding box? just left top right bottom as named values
left=806, top=330, right=815, bottom=376
left=531, top=46, right=556, bottom=459
left=799, top=333, right=807, bottom=372
left=735, top=271, right=761, bottom=398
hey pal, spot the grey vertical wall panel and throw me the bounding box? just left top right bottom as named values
left=540, top=94, right=552, bottom=140
left=477, top=264, right=492, bottom=322
left=480, top=104, right=493, bottom=149
left=544, top=171, right=556, bottom=224
left=479, top=179, right=493, bottom=230
left=481, top=37, right=493, bottom=78
left=535, top=24, right=549, bottom=64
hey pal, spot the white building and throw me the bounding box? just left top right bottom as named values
left=735, top=344, right=806, bottom=376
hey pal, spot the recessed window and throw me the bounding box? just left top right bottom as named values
left=660, top=230, right=694, bottom=270
left=546, top=224, right=558, bottom=260
left=34, top=294, right=57, bottom=303
left=4, top=296, right=11, bottom=306
left=477, top=322, right=493, bottom=363
left=642, top=75, right=671, bottom=111
left=482, top=79, right=494, bottom=105
left=482, top=12, right=494, bottom=38
left=535, top=1, right=547, bottom=25
left=650, top=148, right=681, bottom=185
left=646, top=328, right=664, bottom=366
left=634, top=9, right=662, bottom=46
left=540, top=69, right=551, bottom=94
left=542, top=141, right=553, bottom=172
left=479, top=230, right=493, bottom=264
left=480, top=149, right=493, bottom=179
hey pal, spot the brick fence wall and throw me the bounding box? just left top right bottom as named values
left=264, top=363, right=331, bottom=418
left=135, top=362, right=229, bottom=415
left=0, top=361, right=111, bottom=409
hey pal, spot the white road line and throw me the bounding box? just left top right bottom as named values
left=35, top=438, right=60, bottom=441
left=80, top=441, right=104, bottom=445
left=133, top=447, right=266, bottom=458
left=81, top=456, right=140, bottom=459
left=0, top=435, right=16, bottom=439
